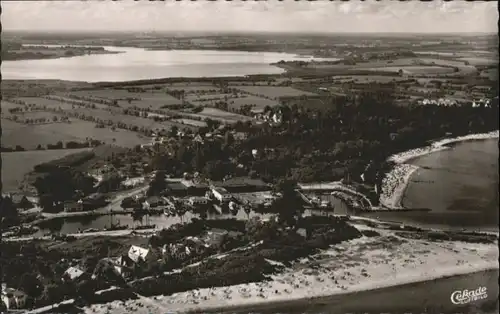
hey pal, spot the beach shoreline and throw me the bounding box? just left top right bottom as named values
left=379, top=130, right=499, bottom=209
left=82, top=228, right=499, bottom=314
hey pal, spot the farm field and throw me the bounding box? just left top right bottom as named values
left=1, top=122, right=82, bottom=150
left=228, top=95, right=280, bottom=112
left=8, top=111, right=68, bottom=120
left=480, top=69, right=498, bottom=81
left=361, top=66, right=456, bottom=75
left=1, top=100, right=24, bottom=111
left=166, top=85, right=221, bottom=94
left=184, top=93, right=237, bottom=106
left=10, top=97, right=76, bottom=110
left=64, top=90, right=183, bottom=109
left=171, top=118, right=208, bottom=127
left=69, top=107, right=192, bottom=131
left=457, top=57, right=498, bottom=66
left=1, top=119, right=149, bottom=150
left=186, top=107, right=253, bottom=123
left=1, top=148, right=92, bottom=193
left=330, top=75, right=410, bottom=83
left=231, top=85, right=317, bottom=98
left=116, top=94, right=183, bottom=109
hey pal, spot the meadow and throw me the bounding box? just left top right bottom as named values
left=171, top=118, right=208, bottom=127
left=10, top=97, right=76, bottom=110
left=361, top=66, right=455, bottom=75
left=2, top=148, right=92, bottom=193
left=69, top=107, right=192, bottom=131
left=64, top=90, right=183, bottom=109
left=1, top=118, right=149, bottom=150
left=1, top=120, right=81, bottom=150
left=231, top=86, right=317, bottom=99
left=228, top=95, right=280, bottom=112
left=187, top=107, right=253, bottom=123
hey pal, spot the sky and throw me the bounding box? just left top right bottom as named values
left=1, top=1, right=498, bottom=34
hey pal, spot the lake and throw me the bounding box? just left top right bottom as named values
left=1, top=46, right=338, bottom=82
left=363, top=138, right=499, bottom=232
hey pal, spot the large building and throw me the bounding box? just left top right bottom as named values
left=211, top=187, right=232, bottom=202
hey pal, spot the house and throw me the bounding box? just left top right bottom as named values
left=10, top=194, right=33, bottom=210
left=64, top=200, right=83, bottom=212
left=296, top=228, right=308, bottom=239
left=211, top=187, right=232, bottom=202
left=166, top=182, right=189, bottom=197
left=1, top=284, right=27, bottom=310
left=212, top=177, right=271, bottom=193
left=128, top=245, right=151, bottom=263
left=188, top=196, right=208, bottom=206
left=63, top=266, right=86, bottom=282
left=143, top=196, right=163, bottom=209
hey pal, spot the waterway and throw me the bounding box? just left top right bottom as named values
left=363, top=138, right=499, bottom=232
left=1, top=46, right=338, bottom=82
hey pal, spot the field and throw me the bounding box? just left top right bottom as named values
left=1, top=148, right=92, bottom=193
left=70, top=107, right=193, bottom=131
left=361, top=66, right=455, bottom=75
left=187, top=107, right=253, bottom=123
left=1, top=121, right=83, bottom=150
left=10, top=97, right=75, bottom=110
left=231, top=86, right=317, bottom=99
left=457, top=57, right=498, bottom=66
left=228, top=95, right=280, bottom=112
left=1, top=119, right=149, bottom=149
left=8, top=111, right=68, bottom=121
left=184, top=93, right=237, bottom=107
left=171, top=118, right=208, bottom=127
left=63, top=90, right=183, bottom=109
left=166, top=84, right=221, bottom=94
left=1, top=100, right=24, bottom=111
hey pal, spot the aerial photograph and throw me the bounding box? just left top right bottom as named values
left=0, top=1, right=498, bottom=313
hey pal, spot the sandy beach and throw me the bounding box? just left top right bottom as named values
left=379, top=130, right=499, bottom=209
left=82, top=223, right=499, bottom=314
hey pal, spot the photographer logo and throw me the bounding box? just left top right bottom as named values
left=450, top=287, right=488, bottom=305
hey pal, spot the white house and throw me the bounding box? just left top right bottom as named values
left=128, top=245, right=151, bottom=263
left=1, top=284, right=27, bottom=310
left=63, top=266, right=85, bottom=282
left=211, top=187, right=232, bottom=202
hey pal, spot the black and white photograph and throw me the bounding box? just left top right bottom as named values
left=0, top=1, right=498, bottom=313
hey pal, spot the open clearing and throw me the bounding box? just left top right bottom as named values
left=2, top=148, right=91, bottom=193
left=69, top=108, right=193, bottom=131
left=1, top=100, right=25, bottom=111
left=2, top=120, right=149, bottom=149
left=231, top=86, right=317, bottom=99
left=1, top=122, right=83, bottom=150
left=457, top=57, right=498, bottom=66
left=166, top=85, right=221, bottom=94
left=228, top=95, right=280, bottom=112
left=361, top=66, right=455, bottom=75
left=171, top=118, right=208, bottom=127
left=10, top=97, right=75, bottom=110
left=185, top=107, right=253, bottom=123
left=65, top=90, right=183, bottom=109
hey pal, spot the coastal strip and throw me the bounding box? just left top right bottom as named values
left=80, top=230, right=498, bottom=314
left=379, top=130, right=499, bottom=209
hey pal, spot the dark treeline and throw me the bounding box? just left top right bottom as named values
left=148, top=91, right=498, bottom=189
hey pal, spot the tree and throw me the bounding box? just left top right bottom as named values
left=271, top=179, right=304, bottom=229
left=38, top=194, right=56, bottom=212
left=147, top=171, right=167, bottom=196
